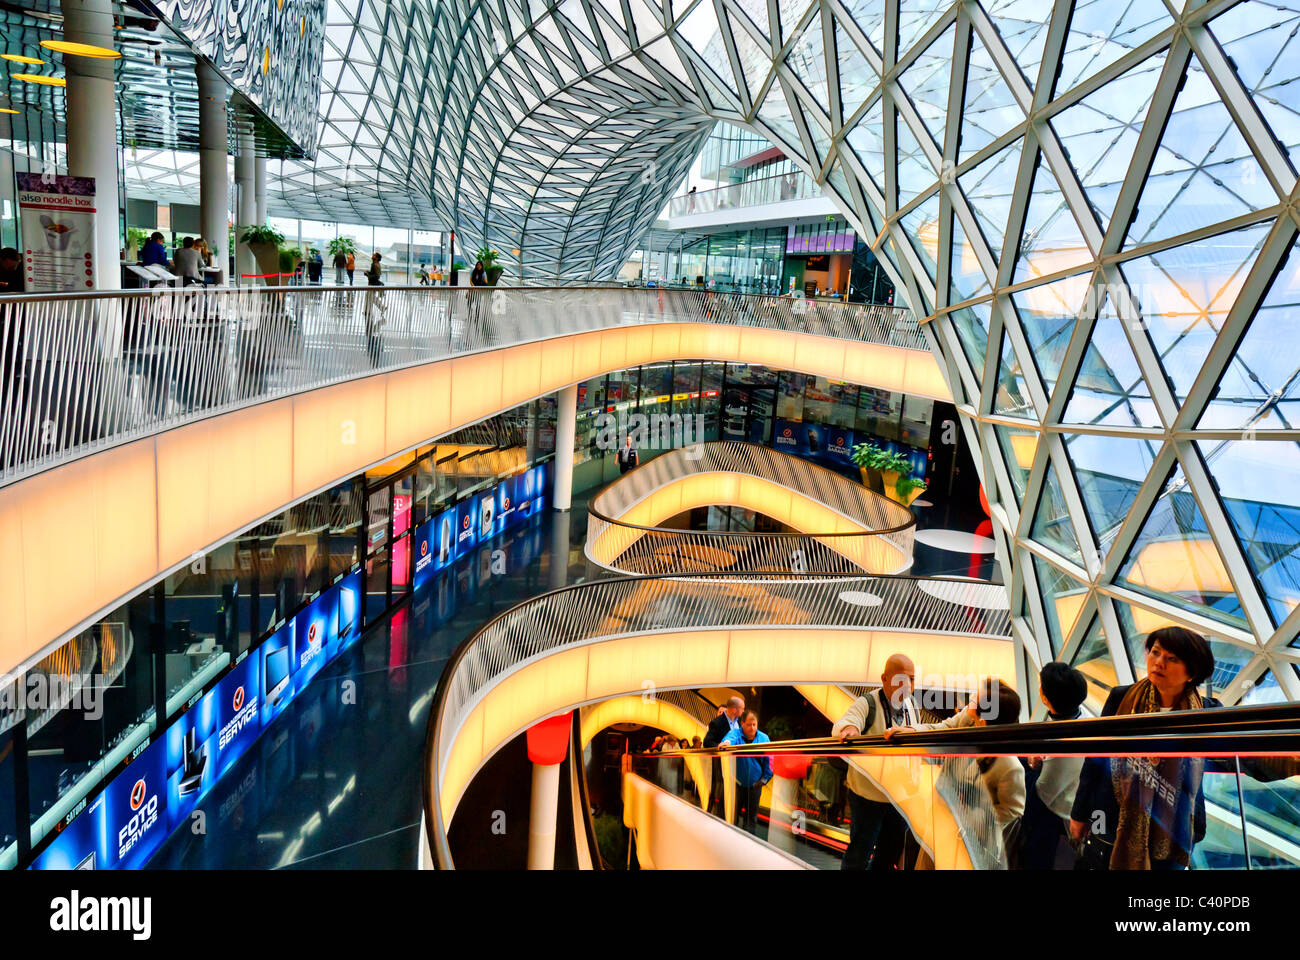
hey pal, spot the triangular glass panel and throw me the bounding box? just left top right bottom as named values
left=896, top=0, right=950, bottom=60
left=777, top=0, right=815, bottom=44
left=679, top=0, right=724, bottom=62
left=895, top=116, right=936, bottom=209
left=842, top=0, right=886, bottom=54
left=949, top=212, right=991, bottom=304
left=1069, top=614, right=1116, bottom=712
left=728, top=11, right=771, bottom=100
left=1031, top=458, right=1086, bottom=564
left=834, top=20, right=876, bottom=120
left=757, top=77, right=802, bottom=151
left=644, top=36, right=692, bottom=84
left=992, top=326, right=1037, bottom=419
left=1124, top=61, right=1277, bottom=250
left=1063, top=294, right=1162, bottom=428
left=900, top=192, right=941, bottom=283
left=806, top=109, right=835, bottom=168
left=1211, top=2, right=1300, bottom=175
left=787, top=11, right=829, bottom=105
left=1197, top=438, right=1300, bottom=628
left=983, top=0, right=1049, bottom=87
left=1118, top=459, right=1248, bottom=628
left=845, top=97, right=885, bottom=190
left=1010, top=271, right=1092, bottom=397
left=733, top=0, right=770, bottom=39
left=631, top=0, right=667, bottom=45
left=1014, top=153, right=1093, bottom=283
left=1054, top=0, right=1172, bottom=99
left=1112, top=598, right=1259, bottom=699
left=958, top=27, right=1024, bottom=163
left=898, top=22, right=956, bottom=151
left=1064, top=433, right=1160, bottom=558
left=1034, top=554, right=1087, bottom=656
left=1122, top=221, right=1271, bottom=408
left=948, top=302, right=992, bottom=378
left=993, top=421, right=1037, bottom=504
left=1049, top=51, right=1166, bottom=234
left=1199, top=235, right=1300, bottom=430
left=957, top=135, right=1023, bottom=259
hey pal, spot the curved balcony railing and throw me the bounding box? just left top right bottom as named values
left=422, top=570, right=1015, bottom=867
left=0, top=285, right=917, bottom=489
left=585, top=441, right=915, bottom=576
left=669, top=170, right=823, bottom=217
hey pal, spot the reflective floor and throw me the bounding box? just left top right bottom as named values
left=147, top=505, right=585, bottom=869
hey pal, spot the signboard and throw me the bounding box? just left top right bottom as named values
left=15, top=173, right=97, bottom=292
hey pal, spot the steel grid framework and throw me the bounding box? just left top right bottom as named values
left=121, top=0, right=1300, bottom=705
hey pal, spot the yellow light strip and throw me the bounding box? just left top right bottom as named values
left=1, top=54, right=45, bottom=65
left=39, top=40, right=121, bottom=59
left=12, top=74, right=65, bottom=87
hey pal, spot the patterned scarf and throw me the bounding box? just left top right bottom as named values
left=1109, top=678, right=1204, bottom=870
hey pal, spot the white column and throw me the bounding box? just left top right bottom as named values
left=234, top=135, right=256, bottom=283
left=254, top=155, right=267, bottom=225
left=526, top=761, right=562, bottom=869
left=62, top=0, right=119, bottom=290
left=196, top=63, right=228, bottom=284
left=548, top=510, right=571, bottom=591
left=553, top=384, right=578, bottom=511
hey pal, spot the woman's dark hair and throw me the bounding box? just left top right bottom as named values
left=1145, top=626, right=1214, bottom=687
left=1040, top=661, right=1087, bottom=716
left=976, top=679, right=1021, bottom=726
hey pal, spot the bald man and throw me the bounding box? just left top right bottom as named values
left=832, top=653, right=918, bottom=870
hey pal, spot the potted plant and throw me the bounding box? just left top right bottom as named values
left=239, top=224, right=285, bottom=283
left=851, top=441, right=886, bottom=493
left=278, top=245, right=302, bottom=283
left=327, top=236, right=356, bottom=258
left=475, top=245, right=503, bottom=285
left=878, top=450, right=913, bottom=492
left=892, top=474, right=928, bottom=507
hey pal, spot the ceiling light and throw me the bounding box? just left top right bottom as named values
left=12, top=74, right=65, bottom=86
left=2, top=54, right=46, bottom=65
left=41, top=40, right=121, bottom=59
left=0, top=108, right=19, bottom=115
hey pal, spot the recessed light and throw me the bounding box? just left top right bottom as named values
left=41, top=40, right=122, bottom=59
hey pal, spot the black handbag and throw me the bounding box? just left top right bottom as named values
left=1073, top=833, right=1113, bottom=871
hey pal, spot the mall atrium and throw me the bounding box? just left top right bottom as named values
left=0, top=0, right=1298, bottom=878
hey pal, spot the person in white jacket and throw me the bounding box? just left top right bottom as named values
left=832, top=653, right=918, bottom=870
left=1020, top=662, right=1088, bottom=869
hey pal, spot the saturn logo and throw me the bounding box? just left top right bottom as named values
left=232, top=686, right=245, bottom=711
left=130, top=778, right=147, bottom=811
left=783, top=428, right=792, bottom=437
left=309, top=622, right=319, bottom=645
left=421, top=540, right=428, bottom=556
left=462, top=516, right=470, bottom=529
left=502, top=496, right=510, bottom=510
left=836, top=436, right=844, bottom=445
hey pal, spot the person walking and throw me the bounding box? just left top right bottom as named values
left=364, top=253, right=385, bottom=365
left=308, top=249, right=323, bottom=285
left=332, top=247, right=347, bottom=285
left=719, top=710, right=773, bottom=835
left=617, top=435, right=638, bottom=474
left=345, top=250, right=356, bottom=285
left=832, top=653, right=918, bottom=870
left=703, top=696, right=744, bottom=817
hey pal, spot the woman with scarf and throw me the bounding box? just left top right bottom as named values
left=1069, top=626, right=1216, bottom=870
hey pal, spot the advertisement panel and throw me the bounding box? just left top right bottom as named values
left=293, top=592, right=334, bottom=694
left=455, top=497, right=479, bottom=559
left=15, top=173, right=97, bottom=292
left=334, top=569, right=362, bottom=656
left=411, top=518, right=437, bottom=594
left=260, top=622, right=295, bottom=728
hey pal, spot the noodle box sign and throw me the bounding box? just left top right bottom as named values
left=16, top=173, right=97, bottom=292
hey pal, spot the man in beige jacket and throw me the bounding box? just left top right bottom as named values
left=832, top=653, right=918, bottom=870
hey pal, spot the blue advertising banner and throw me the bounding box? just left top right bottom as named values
left=259, top=622, right=295, bottom=728
left=293, top=591, right=334, bottom=694
left=411, top=518, right=437, bottom=594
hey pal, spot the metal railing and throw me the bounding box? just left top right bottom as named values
left=0, top=285, right=917, bottom=489
left=423, top=570, right=1013, bottom=866
left=669, top=170, right=823, bottom=217
left=585, top=441, right=915, bottom=576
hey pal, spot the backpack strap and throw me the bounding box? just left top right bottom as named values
left=863, top=691, right=877, bottom=732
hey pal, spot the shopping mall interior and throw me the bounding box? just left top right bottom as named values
left=1, top=0, right=1299, bottom=883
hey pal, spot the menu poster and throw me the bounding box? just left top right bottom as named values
left=16, top=173, right=97, bottom=292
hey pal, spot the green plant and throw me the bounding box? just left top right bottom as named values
left=277, top=245, right=299, bottom=272
left=878, top=451, right=913, bottom=476
left=452, top=260, right=467, bottom=271
left=126, top=227, right=148, bottom=251
left=590, top=812, right=626, bottom=870
left=850, top=442, right=885, bottom=469
left=474, top=245, right=499, bottom=267
left=327, top=236, right=356, bottom=257
left=895, top=475, right=927, bottom=498
left=239, top=224, right=285, bottom=246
